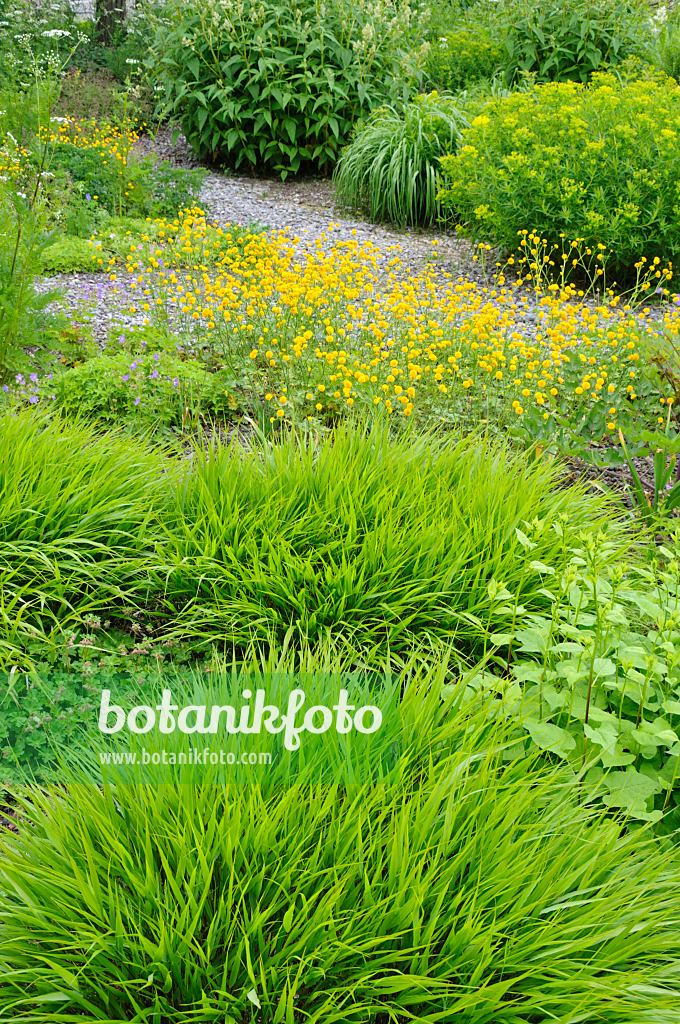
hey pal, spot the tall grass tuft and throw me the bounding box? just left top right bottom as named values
left=333, top=92, right=468, bottom=227
left=1, top=414, right=626, bottom=663
left=1, top=666, right=680, bottom=1022
left=159, top=423, right=626, bottom=656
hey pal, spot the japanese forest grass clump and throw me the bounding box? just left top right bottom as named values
left=1, top=412, right=625, bottom=664
left=2, top=677, right=680, bottom=1022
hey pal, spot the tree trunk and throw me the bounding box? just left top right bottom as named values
left=95, top=0, right=126, bottom=47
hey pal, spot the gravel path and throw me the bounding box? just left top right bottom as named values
left=36, top=127, right=483, bottom=343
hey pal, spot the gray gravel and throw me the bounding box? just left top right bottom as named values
left=35, top=127, right=485, bottom=344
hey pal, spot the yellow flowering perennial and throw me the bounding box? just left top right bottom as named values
left=88, top=209, right=677, bottom=430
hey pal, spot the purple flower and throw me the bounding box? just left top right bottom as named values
left=15, top=374, right=24, bottom=384
left=51, top=394, right=56, bottom=401
left=28, top=395, right=38, bottom=404
left=153, top=352, right=160, bottom=361
left=85, top=193, right=91, bottom=200
left=30, top=373, right=38, bottom=382
left=141, top=341, right=147, bottom=348
left=172, top=377, right=179, bottom=387
left=46, top=374, right=53, bottom=381
left=130, top=361, right=137, bottom=370
left=150, top=370, right=159, bottom=379
left=2, top=385, right=9, bottom=392
left=134, top=397, right=140, bottom=406
left=122, top=374, right=129, bottom=382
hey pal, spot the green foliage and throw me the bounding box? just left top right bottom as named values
left=0, top=192, right=63, bottom=384
left=153, top=427, right=624, bottom=654
left=38, top=218, right=148, bottom=273
left=43, top=350, right=243, bottom=431
left=334, top=92, right=467, bottom=227
left=151, top=0, right=428, bottom=178
left=438, top=70, right=680, bottom=279
left=426, top=29, right=504, bottom=91
left=502, top=0, right=649, bottom=83
left=650, top=5, right=680, bottom=82
left=471, top=527, right=680, bottom=823
left=2, top=679, right=680, bottom=1021
left=42, top=143, right=206, bottom=221
left=0, top=415, right=621, bottom=664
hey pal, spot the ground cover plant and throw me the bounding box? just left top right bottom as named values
left=438, top=67, right=680, bottom=280
left=2, top=674, right=680, bottom=1022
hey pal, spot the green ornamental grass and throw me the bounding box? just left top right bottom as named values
left=1, top=674, right=680, bottom=1022
left=334, top=92, right=468, bottom=227
left=0, top=413, right=625, bottom=662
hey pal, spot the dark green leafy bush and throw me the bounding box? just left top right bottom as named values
left=334, top=92, right=467, bottom=226
left=43, top=144, right=206, bottom=221
left=151, top=0, right=429, bottom=178
left=502, top=0, right=648, bottom=83
left=438, top=69, right=680, bottom=278
left=426, top=28, right=504, bottom=91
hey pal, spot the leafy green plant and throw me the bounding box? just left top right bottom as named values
left=0, top=194, right=63, bottom=383
left=502, top=0, right=648, bottom=83
left=3, top=673, right=680, bottom=1021
left=426, top=28, right=504, bottom=91
left=33, top=350, right=243, bottom=431
left=150, top=0, right=429, bottom=178
left=656, top=9, right=680, bottom=81
left=616, top=425, right=680, bottom=526
left=42, top=142, right=206, bottom=221
left=438, top=68, right=680, bottom=279
left=467, top=526, right=680, bottom=823
left=334, top=92, right=467, bottom=227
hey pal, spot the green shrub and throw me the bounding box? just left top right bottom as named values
left=438, top=70, right=680, bottom=278
left=3, top=683, right=680, bottom=1022
left=426, top=28, right=504, bottom=91
left=151, top=0, right=429, bottom=178
left=334, top=92, right=467, bottom=227
left=502, top=0, right=649, bottom=83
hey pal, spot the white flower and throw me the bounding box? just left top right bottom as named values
left=50, top=116, right=71, bottom=123
left=125, top=58, right=139, bottom=64
left=41, top=28, right=71, bottom=37
left=16, top=191, right=26, bottom=199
